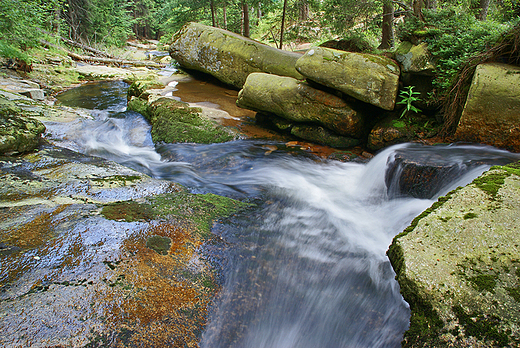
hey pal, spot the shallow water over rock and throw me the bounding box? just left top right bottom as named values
left=2, top=80, right=519, bottom=347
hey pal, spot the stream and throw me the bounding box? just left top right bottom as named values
left=46, top=80, right=520, bottom=348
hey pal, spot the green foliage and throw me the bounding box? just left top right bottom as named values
left=398, top=8, right=512, bottom=97
left=397, top=86, right=422, bottom=118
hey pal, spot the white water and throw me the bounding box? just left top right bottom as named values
left=50, top=81, right=520, bottom=347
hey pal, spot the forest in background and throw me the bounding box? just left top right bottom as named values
left=0, top=0, right=519, bottom=99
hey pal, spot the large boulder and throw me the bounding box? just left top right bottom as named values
left=455, top=62, right=520, bottom=152
left=169, top=22, right=304, bottom=89
left=295, top=47, right=400, bottom=110
left=236, top=73, right=365, bottom=138
left=388, top=163, right=520, bottom=347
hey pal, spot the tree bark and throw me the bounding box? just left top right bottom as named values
left=279, top=0, right=288, bottom=49
left=379, top=0, right=394, bottom=49
left=243, top=2, right=250, bottom=37
left=223, top=5, right=227, bottom=30
left=210, top=1, right=216, bottom=27
left=478, top=0, right=491, bottom=20
left=413, top=0, right=425, bottom=20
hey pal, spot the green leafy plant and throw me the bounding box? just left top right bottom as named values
left=397, top=86, right=422, bottom=118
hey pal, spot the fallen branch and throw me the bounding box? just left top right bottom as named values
left=40, top=40, right=166, bottom=69
left=60, top=37, right=115, bottom=59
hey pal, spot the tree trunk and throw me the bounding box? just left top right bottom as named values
left=299, top=0, right=309, bottom=21
left=242, top=2, right=250, bottom=37
left=210, top=1, right=216, bottom=27
left=425, top=0, right=437, bottom=9
left=279, top=0, right=288, bottom=49
left=478, top=0, right=491, bottom=20
left=413, top=0, right=425, bottom=20
left=379, top=0, right=394, bottom=49
left=223, top=5, right=227, bottom=30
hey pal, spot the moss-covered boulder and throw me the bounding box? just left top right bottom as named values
left=128, top=97, right=235, bottom=144
left=455, top=63, right=520, bottom=152
left=395, top=42, right=435, bottom=75
left=237, top=73, right=365, bottom=138
left=169, top=22, right=304, bottom=89
left=295, top=47, right=400, bottom=110
left=0, top=98, right=46, bottom=155
left=388, top=163, right=520, bottom=347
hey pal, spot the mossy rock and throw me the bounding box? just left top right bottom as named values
left=146, top=235, right=171, bottom=255
left=127, top=80, right=163, bottom=100
left=388, top=163, right=520, bottom=347
left=0, top=97, right=46, bottom=155
left=291, top=124, right=361, bottom=149
left=147, top=98, right=235, bottom=144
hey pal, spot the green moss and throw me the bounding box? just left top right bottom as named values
left=127, top=97, right=151, bottom=120
left=149, top=192, right=250, bottom=237
left=473, top=162, right=520, bottom=199
left=148, top=98, right=235, bottom=144
left=463, top=212, right=478, bottom=220
left=92, top=175, right=141, bottom=184
left=468, top=273, right=496, bottom=293
left=146, top=235, right=171, bottom=255
left=506, top=286, right=520, bottom=302
left=453, top=305, right=510, bottom=346
left=101, top=201, right=155, bottom=222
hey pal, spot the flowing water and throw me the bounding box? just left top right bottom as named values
left=48, top=80, right=520, bottom=348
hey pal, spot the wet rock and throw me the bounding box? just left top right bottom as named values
left=455, top=62, right=520, bottom=152
left=295, top=47, right=400, bottom=110
left=0, top=77, right=45, bottom=101
left=291, top=124, right=361, bottom=149
left=169, top=22, right=304, bottom=89
left=237, top=73, right=365, bottom=139
left=368, top=113, right=440, bottom=152
left=0, top=143, right=249, bottom=347
left=388, top=163, right=520, bottom=347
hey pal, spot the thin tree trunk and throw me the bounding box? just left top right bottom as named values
left=279, top=0, right=288, bottom=49
left=478, top=0, right=491, bottom=20
left=242, top=2, right=250, bottom=37
left=413, top=0, right=424, bottom=20
left=223, top=5, right=227, bottom=30
left=210, top=1, right=216, bottom=27
left=379, top=0, right=394, bottom=49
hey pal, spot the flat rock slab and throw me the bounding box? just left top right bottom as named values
left=388, top=163, right=520, bottom=347
left=295, top=47, right=400, bottom=110
left=455, top=62, right=520, bottom=152
left=169, top=22, right=304, bottom=89
left=0, top=144, right=246, bottom=347
left=0, top=77, right=44, bottom=100
left=237, top=73, right=365, bottom=138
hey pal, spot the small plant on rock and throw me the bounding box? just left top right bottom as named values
left=397, top=86, right=422, bottom=118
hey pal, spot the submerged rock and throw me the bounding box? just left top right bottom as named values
left=388, top=163, right=520, bottom=347
left=169, top=22, right=304, bottom=88
left=295, top=47, right=400, bottom=110
left=237, top=73, right=365, bottom=138
left=455, top=62, right=520, bottom=152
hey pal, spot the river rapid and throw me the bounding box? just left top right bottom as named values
left=46, top=80, right=520, bottom=348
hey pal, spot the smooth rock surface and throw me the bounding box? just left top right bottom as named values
left=295, top=47, right=400, bottom=110
left=237, top=73, right=365, bottom=138
left=388, top=163, right=520, bottom=347
left=455, top=62, right=520, bottom=152
left=395, top=42, right=435, bottom=75
left=169, top=22, right=304, bottom=88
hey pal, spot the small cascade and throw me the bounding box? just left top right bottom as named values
left=47, top=80, right=520, bottom=348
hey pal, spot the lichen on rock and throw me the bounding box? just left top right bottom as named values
left=388, top=163, right=520, bottom=347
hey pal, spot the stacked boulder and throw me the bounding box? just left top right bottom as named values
left=170, top=23, right=442, bottom=149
